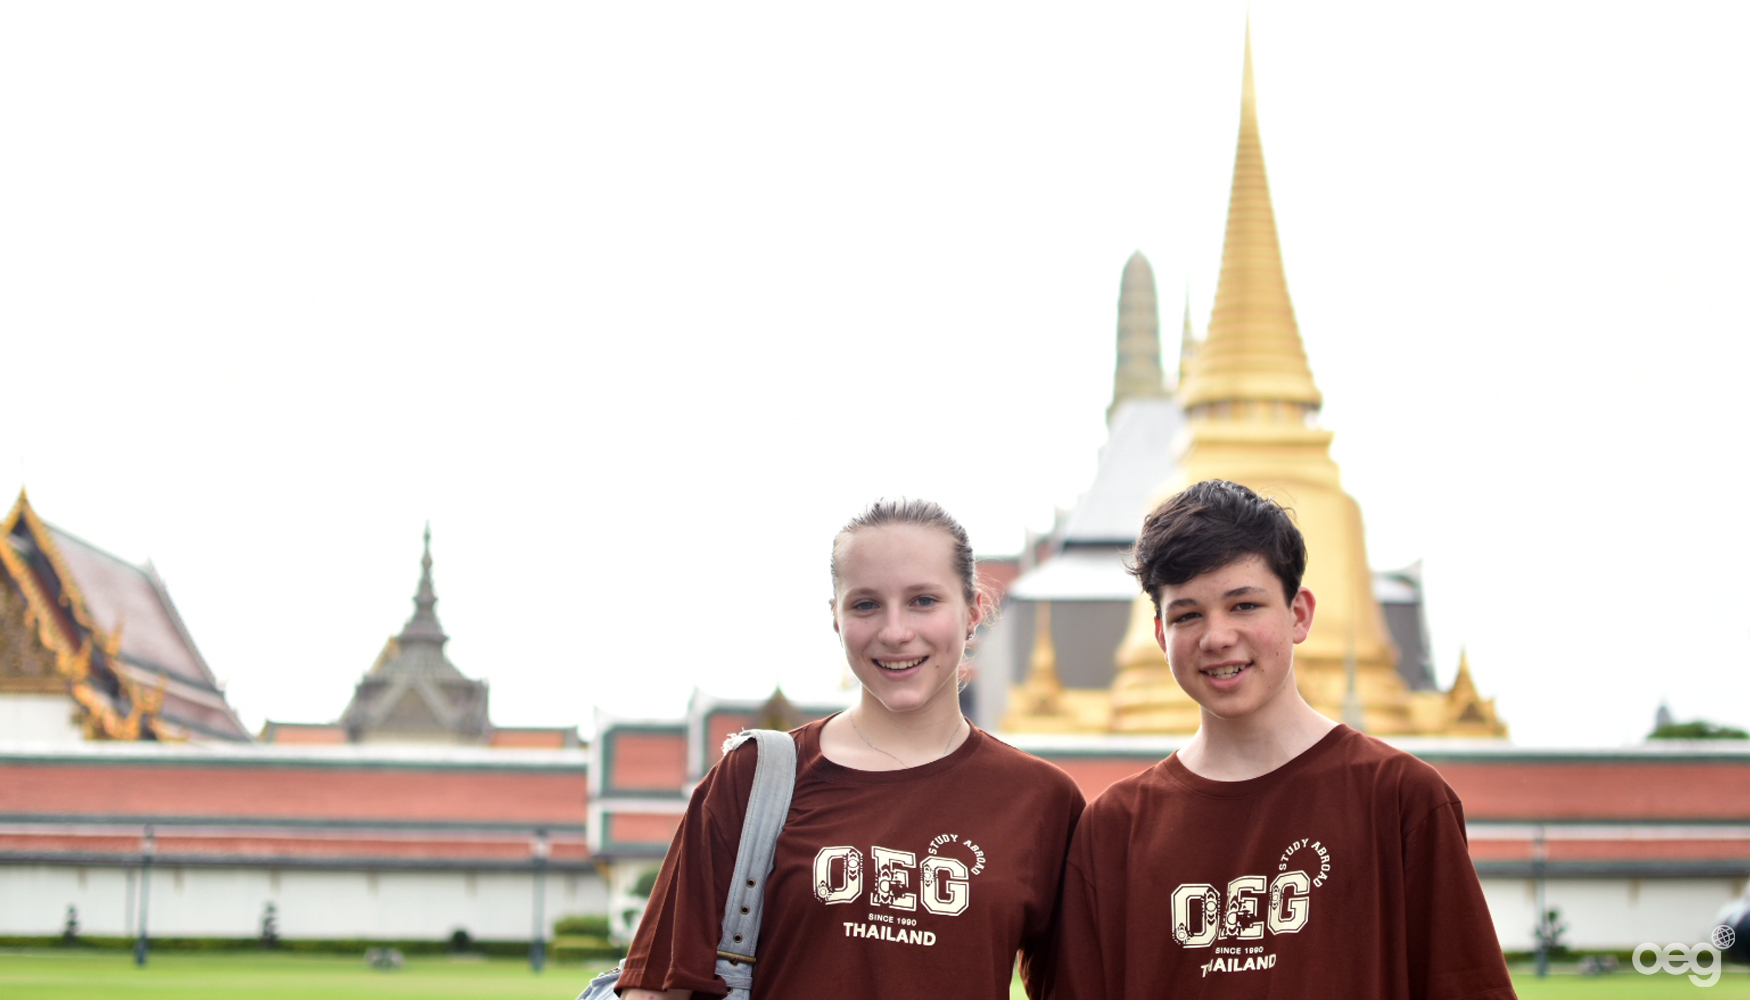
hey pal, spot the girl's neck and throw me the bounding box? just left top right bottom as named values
left=831, top=694, right=968, bottom=771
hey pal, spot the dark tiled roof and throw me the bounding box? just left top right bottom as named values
left=43, top=523, right=250, bottom=742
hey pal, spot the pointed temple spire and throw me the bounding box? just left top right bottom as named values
left=1176, top=22, right=1322, bottom=414
left=1109, top=250, right=1168, bottom=424
left=1010, top=602, right=1066, bottom=717
left=398, top=523, right=448, bottom=648
left=1112, top=23, right=1414, bottom=735
left=1177, top=285, right=1197, bottom=389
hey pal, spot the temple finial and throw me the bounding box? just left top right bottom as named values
left=1176, top=19, right=1322, bottom=415
left=399, top=523, right=447, bottom=647
left=1109, top=251, right=1167, bottom=424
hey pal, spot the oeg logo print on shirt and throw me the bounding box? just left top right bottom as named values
left=1171, top=837, right=1332, bottom=977
left=813, top=833, right=987, bottom=946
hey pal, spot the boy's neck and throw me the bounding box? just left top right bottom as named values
left=1176, top=692, right=1339, bottom=782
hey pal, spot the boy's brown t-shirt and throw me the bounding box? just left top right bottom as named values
left=1055, top=725, right=1517, bottom=1000
left=621, top=718, right=1085, bottom=999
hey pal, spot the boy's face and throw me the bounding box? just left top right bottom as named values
left=1152, top=554, right=1315, bottom=723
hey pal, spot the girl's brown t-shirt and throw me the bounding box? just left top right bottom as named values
left=621, top=718, right=1085, bottom=999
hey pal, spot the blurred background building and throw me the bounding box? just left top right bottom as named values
left=0, top=503, right=596, bottom=943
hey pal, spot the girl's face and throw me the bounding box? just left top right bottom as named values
left=831, top=523, right=979, bottom=719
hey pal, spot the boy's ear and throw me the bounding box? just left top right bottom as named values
left=1290, top=587, right=1315, bottom=643
left=1152, top=611, right=1167, bottom=653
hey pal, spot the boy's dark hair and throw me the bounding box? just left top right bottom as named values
left=1128, top=479, right=1307, bottom=613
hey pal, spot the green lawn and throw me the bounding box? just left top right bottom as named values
left=3, top=950, right=1747, bottom=999
left=1003, top=961, right=1750, bottom=999
left=0, top=950, right=598, bottom=1000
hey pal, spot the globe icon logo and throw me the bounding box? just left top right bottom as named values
left=1713, top=924, right=1736, bottom=950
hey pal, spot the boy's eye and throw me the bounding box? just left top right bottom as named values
left=1171, top=611, right=1201, bottom=625
left=1233, top=602, right=1259, bottom=612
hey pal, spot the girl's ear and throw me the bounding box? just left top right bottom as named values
left=828, top=597, right=841, bottom=636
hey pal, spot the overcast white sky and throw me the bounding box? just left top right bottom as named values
left=4, top=2, right=1747, bottom=748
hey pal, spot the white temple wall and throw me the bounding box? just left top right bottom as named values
left=8, top=862, right=1744, bottom=951
left=0, top=695, right=84, bottom=742
left=1480, top=875, right=1748, bottom=951
left=0, top=864, right=607, bottom=940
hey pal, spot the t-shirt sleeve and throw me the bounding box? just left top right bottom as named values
left=1049, top=797, right=1117, bottom=1000
left=617, top=744, right=756, bottom=998
left=1016, top=777, right=1087, bottom=999
left=1402, top=797, right=1518, bottom=1000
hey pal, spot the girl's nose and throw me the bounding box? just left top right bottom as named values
left=879, top=611, right=913, bottom=643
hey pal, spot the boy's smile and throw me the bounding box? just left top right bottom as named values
left=1152, top=554, right=1315, bottom=724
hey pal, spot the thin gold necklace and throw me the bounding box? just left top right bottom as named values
left=848, top=711, right=966, bottom=769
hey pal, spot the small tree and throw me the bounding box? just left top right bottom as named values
left=60, top=905, right=79, bottom=946
left=1535, top=906, right=1569, bottom=957
left=619, top=867, right=663, bottom=944
left=260, top=902, right=279, bottom=949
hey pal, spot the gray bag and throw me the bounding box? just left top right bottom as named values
left=576, top=729, right=798, bottom=1000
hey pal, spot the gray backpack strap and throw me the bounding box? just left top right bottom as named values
left=712, top=729, right=797, bottom=997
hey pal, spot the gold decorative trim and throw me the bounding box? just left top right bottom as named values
left=1, top=491, right=164, bottom=741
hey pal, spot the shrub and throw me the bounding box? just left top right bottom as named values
left=553, top=915, right=610, bottom=938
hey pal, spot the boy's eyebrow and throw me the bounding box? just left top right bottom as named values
left=1164, top=584, right=1269, bottom=610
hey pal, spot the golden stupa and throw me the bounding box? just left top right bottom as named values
left=1002, top=27, right=1504, bottom=739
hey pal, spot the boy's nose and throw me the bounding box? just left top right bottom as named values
left=1199, top=616, right=1239, bottom=650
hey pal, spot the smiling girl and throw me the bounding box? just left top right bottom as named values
left=617, top=499, right=1085, bottom=999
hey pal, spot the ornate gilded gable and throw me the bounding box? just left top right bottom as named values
left=0, top=572, right=62, bottom=694
left=0, top=491, right=172, bottom=740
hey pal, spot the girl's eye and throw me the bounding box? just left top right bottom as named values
left=851, top=600, right=877, bottom=612
left=914, top=595, right=939, bottom=608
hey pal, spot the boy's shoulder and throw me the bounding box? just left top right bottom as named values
left=1320, top=727, right=1460, bottom=806
left=1279, top=728, right=1465, bottom=818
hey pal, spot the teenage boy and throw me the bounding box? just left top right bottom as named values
left=1055, top=480, right=1515, bottom=1000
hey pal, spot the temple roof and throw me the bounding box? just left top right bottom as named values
left=47, top=528, right=213, bottom=688
left=340, top=528, right=489, bottom=743
left=1009, top=549, right=1138, bottom=602
left=1008, top=255, right=1186, bottom=601
left=1056, top=398, right=1185, bottom=549
left=0, top=491, right=250, bottom=742
left=44, top=526, right=250, bottom=740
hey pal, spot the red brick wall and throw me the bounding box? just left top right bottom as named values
left=607, top=733, right=687, bottom=791
left=0, top=762, right=586, bottom=825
